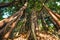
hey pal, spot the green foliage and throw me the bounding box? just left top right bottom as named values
left=0, top=0, right=60, bottom=32
left=0, top=0, right=13, bottom=3
left=0, top=0, right=60, bottom=39
left=46, top=0, right=60, bottom=14
left=0, top=0, right=60, bottom=19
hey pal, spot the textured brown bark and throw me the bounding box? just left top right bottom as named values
left=43, top=9, right=59, bottom=30
left=0, top=6, right=24, bottom=28
left=49, top=17, right=59, bottom=30
left=31, top=10, right=37, bottom=40
left=0, top=16, right=17, bottom=28
left=3, top=14, right=21, bottom=39
left=3, top=21, right=17, bottom=40
left=52, top=12, right=60, bottom=19
left=1, top=2, right=28, bottom=40
left=43, top=4, right=60, bottom=27
left=0, top=2, right=28, bottom=39
left=0, top=2, right=28, bottom=29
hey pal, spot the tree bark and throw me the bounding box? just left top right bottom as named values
left=2, top=2, right=28, bottom=39
left=43, top=9, right=59, bottom=30
left=30, top=10, right=37, bottom=40
left=43, top=4, right=60, bottom=27
left=0, top=2, right=28, bottom=39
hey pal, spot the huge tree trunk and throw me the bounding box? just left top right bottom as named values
left=30, top=10, right=37, bottom=40
left=43, top=4, right=60, bottom=27
left=0, top=2, right=28, bottom=40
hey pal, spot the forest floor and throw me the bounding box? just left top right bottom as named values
left=9, top=27, right=59, bottom=40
